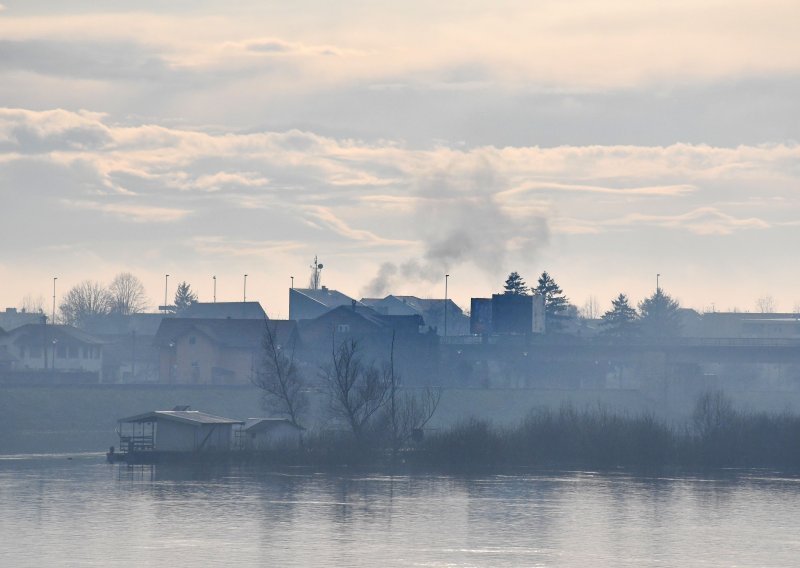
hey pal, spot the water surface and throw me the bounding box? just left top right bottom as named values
left=1, top=454, right=798, bottom=567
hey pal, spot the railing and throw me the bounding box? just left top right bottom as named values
left=118, top=434, right=154, bottom=453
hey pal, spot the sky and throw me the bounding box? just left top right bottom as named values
left=0, top=0, right=798, bottom=317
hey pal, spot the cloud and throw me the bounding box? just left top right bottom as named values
left=63, top=200, right=191, bottom=223
left=606, top=207, right=770, bottom=235
left=1, top=107, right=798, bottom=306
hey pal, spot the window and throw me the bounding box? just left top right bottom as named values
left=336, top=324, right=350, bottom=333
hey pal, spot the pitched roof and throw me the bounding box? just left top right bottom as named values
left=120, top=410, right=244, bottom=425
left=153, top=318, right=297, bottom=349
left=181, top=302, right=267, bottom=320
left=244, top=418, right=304, bottom=432
left=291, top=287, right=361, bottom=309
left=8, top=324, right=106, bottom=346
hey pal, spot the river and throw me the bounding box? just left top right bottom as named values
left=1, top=453, right=798, bottom=567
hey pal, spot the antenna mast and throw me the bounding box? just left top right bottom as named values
left=309, top=255, right=324, bottom=290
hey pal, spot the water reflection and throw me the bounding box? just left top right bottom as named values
left=2, top=455, right=800, bottom=567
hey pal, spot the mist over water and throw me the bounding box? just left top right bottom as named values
left=2, top=454, right=799, bottom=567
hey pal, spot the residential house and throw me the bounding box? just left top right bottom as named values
left=289, top=287, right=362, bottom=321
left=81, top=313, right=166, bottom=383
left=298, top=304, right=438, bottom=385
left=361, top=295, right=470, bottom=336
left=0, top=323, right=105, bottom=381
left=153, top=318, right=298, bottom=385
left=181, top=301, right=267, bottom=320
left=0, top=308, right=47, bottom=331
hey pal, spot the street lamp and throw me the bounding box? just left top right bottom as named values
left=52, top=277, right=57, bottom=325
left=656, top=273, right=660, bottom=293
left=290, top=276, right=294, bottom=290
left=243, top=274, right=248, bottom=302
left=164, top=274, right=169, bottom=314
left=212, top=275, right=217, bottom=303
left=444, top=274, right=450, bottom=338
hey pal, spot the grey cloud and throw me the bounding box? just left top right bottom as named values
left=0, top=39, right=173, bottom=81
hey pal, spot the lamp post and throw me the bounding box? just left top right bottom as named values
left=164, top=274, right=169, bottom=314
left=243, top=274, right=248, bottom=302
left=212, top=275, right=216, bottom=303
left=656, top=273, right=660, bottom=294
left=444, top=274, right=450, bottom=338
left=52, top=277, right=57, bottom=325
left=291, top=276, right=294, bottom=289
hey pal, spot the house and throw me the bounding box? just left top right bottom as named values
left=289, top=287, right=363, bottom=321
left=153, top=318, right=299, bottom=384
left=0, top=323, right=105, bottom=380
left=361, top=295, right=470, bottom=336
left=298, top=304, right=438, bottom=385
left=116, top=409, right=244, bottom=454
left=244, top=418, right=303, bottom=450
left=0, top=308, right=47, bottom=331
left=181, top=301, right=267, bottom=320
left=81, top=313, right=166, bottom=383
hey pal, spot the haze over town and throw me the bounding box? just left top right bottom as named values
left=1, top=0, right=799, bottom=316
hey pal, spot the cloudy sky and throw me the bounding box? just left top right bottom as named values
left=1, top=0, right=798, bottom=317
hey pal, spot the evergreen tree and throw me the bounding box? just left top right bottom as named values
left=600, top=293, right=638, bottom=338
left=534, top=271, right=570, bottom=332
left=503, top=272, right=529, bottom=295
left=638, top=288, right=681, bottom=338
left=174, top=281, right=198, bottom=313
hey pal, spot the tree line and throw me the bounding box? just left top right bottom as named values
left=49, top=275, right=200, bottom=327
left=502, top=270, right=681, bottom=337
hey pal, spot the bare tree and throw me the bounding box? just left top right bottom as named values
left=59, top=281, right=111, bottom=327
left=580, top=295, right=600, bottom=319
left=252, top=320, right=306, bottom=427
left=322, top=337, right=389, bottom=443
left=383, top=333, right=441, bottom=456
left=19, top=294, right=46, bottom=314
left=108, top=272, right=148, bottom=315
left=756, top=295, right=775, bottom=313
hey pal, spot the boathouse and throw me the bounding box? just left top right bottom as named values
left=117, top=408, right=244, bottom=454
left=243, top=418, right=303, bottom=451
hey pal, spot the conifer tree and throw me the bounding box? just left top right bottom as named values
left=503, top=272, right=529, bottom=295
left=600, top=293, right=638, bottom=338
left=534, top=271, right=570, bottom=332
left=174, top=281, right=198, bottom=313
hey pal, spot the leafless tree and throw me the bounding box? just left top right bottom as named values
left=108, top=272, right=149, bottom=315
left=322, top=337, right=389, bottom=443
left=19, top=294, right=46, bottom=314
left=580, top=295, right=600, bottom=319
left=384, top=333, right=441, bottom=456
left=59, top=280, right=111, bottom=327
left=756, top=295, right=775, bottom=313
left=252, top=321, right=306, bottom=427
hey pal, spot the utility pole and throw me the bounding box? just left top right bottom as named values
left=444, top=274, right=450, bottom=338
left=52, top=277, right=57, bottom=325
left=164, top=274, right=169, bottom=314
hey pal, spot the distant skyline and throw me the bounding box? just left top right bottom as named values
left=1, top=1, right=799, bottom=317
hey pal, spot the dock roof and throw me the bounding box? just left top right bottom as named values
left=119, top=410, right=244, bottom=426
